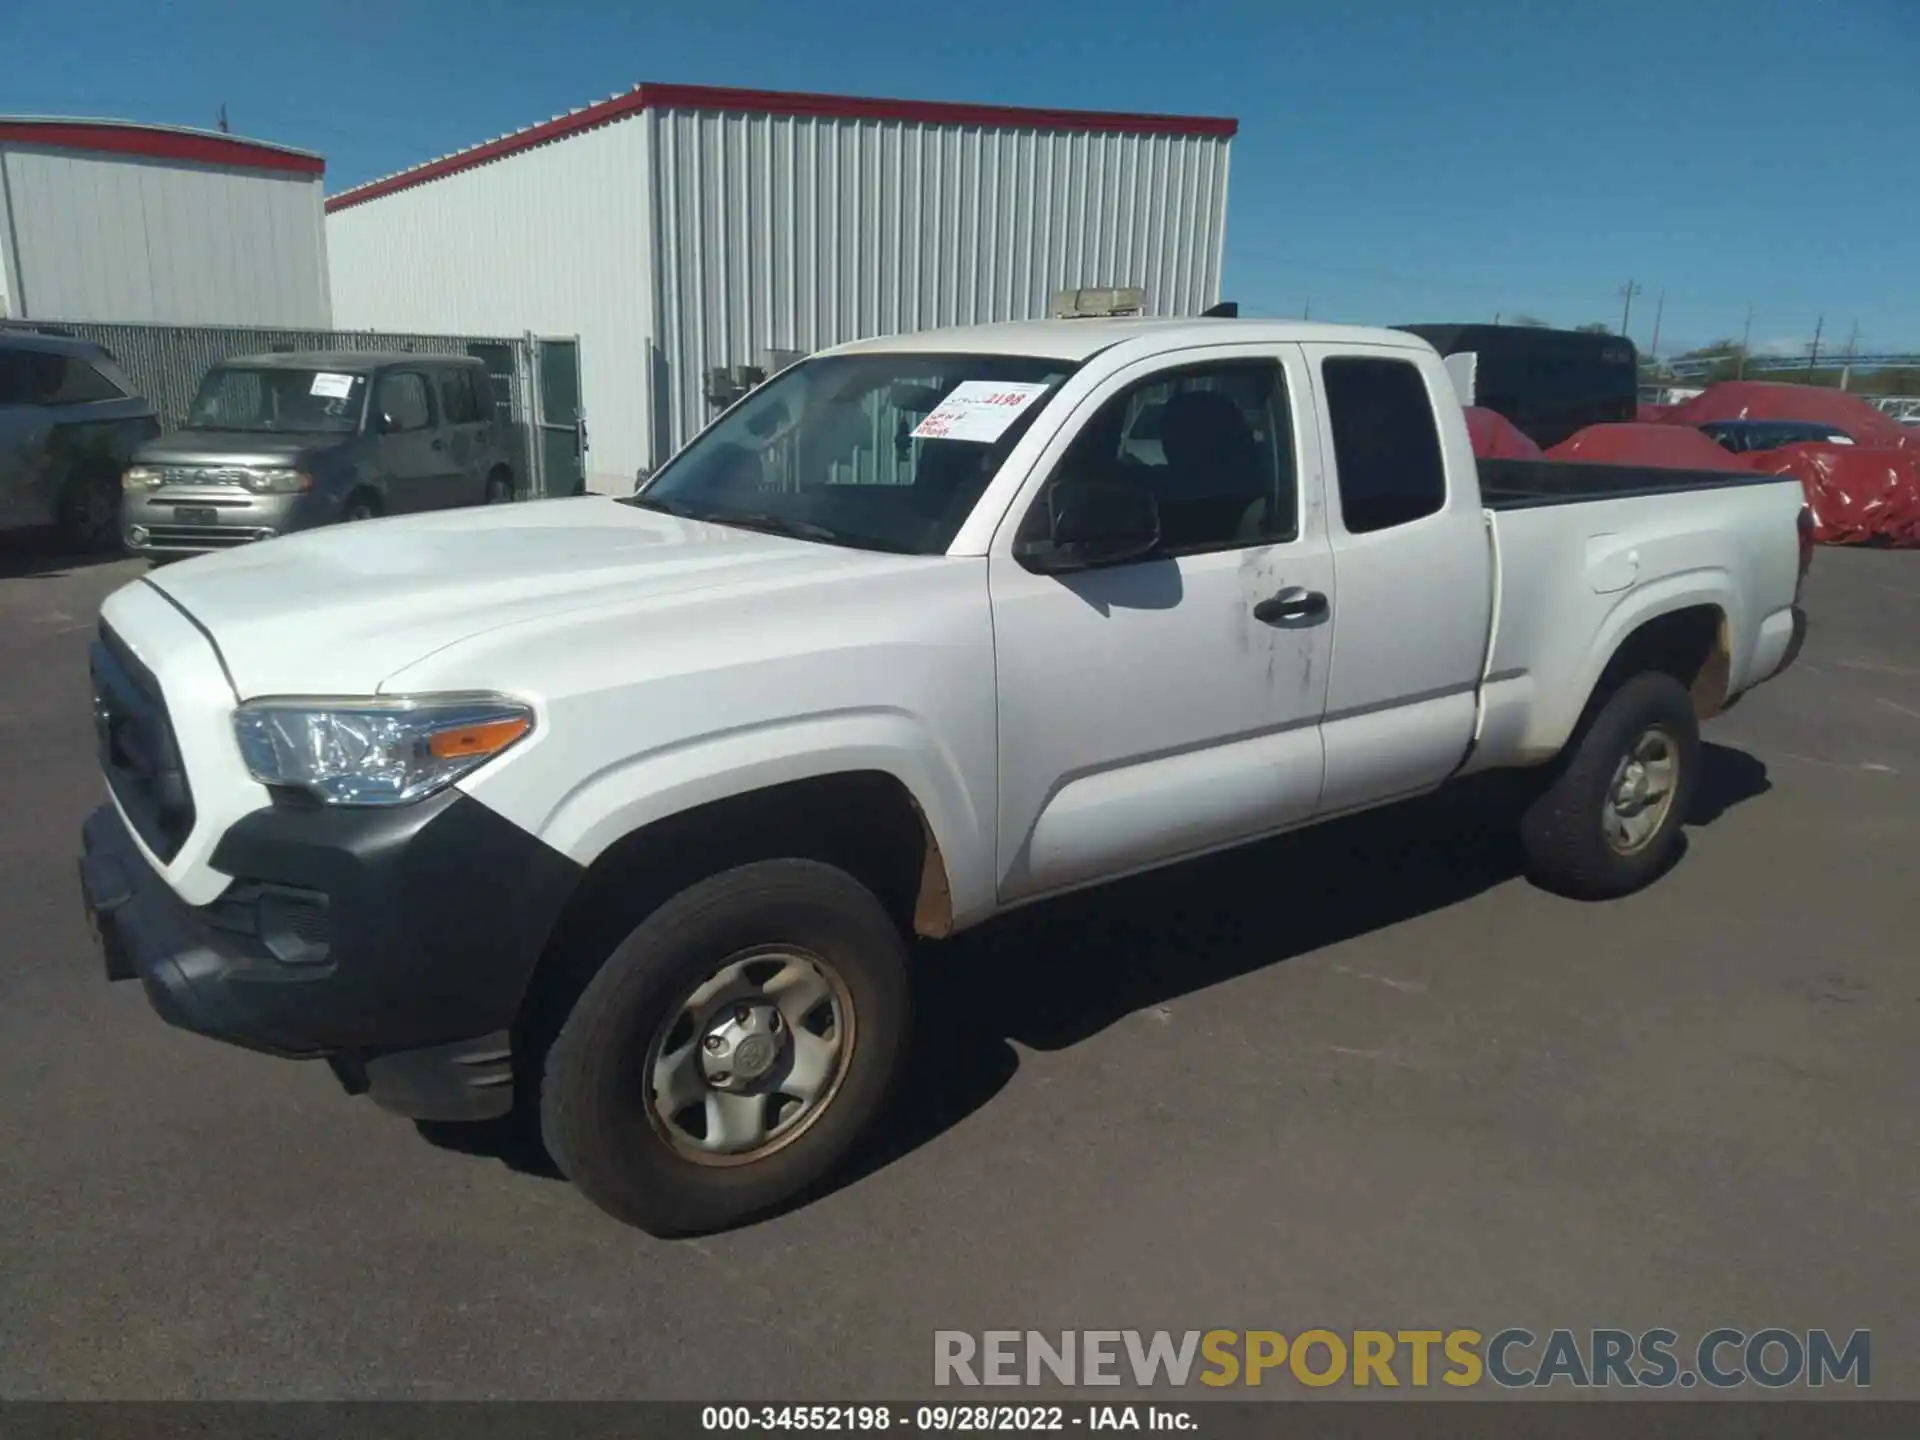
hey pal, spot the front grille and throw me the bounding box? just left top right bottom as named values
left=91, top=623, right=196, bottom=863
left=159, top=465, right=250, bottom=487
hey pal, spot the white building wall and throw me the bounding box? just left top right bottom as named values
left=0, top=145, right=330, bottom=327
left=326, top=102, right=1230, bottom=484
left=326, top=120, right=652, bottom=494
left=646, top=108, right=1231, bottom=460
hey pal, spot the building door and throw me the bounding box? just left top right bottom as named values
left=534, top=337, right=585, bottom=496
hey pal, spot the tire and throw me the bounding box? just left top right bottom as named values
left=1519, top=671, right=1701, bottom=900
left=342, top=492, right=380, bottom=523
left=57, top=470, right=122, bottom=553
left=484, top=468, right=514, bottom=504
left=539, top=859, right=911, bottom=1236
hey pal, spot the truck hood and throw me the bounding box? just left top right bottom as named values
left=142, top=496, right=906, bottom=697
left=135, top=428, right=350, bottom=468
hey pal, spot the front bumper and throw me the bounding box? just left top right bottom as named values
left=79, top=792, right=581, bottom=1121
left=121, top=489, right=312, bottom=554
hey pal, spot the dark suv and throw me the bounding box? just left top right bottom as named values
left=0, top=332, right=161, bottom=550
left=122, top=351, right=516, bottom=556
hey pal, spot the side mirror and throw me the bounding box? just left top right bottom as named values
left=1020, top=479, right=1161, bottom=573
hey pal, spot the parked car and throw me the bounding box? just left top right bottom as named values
left=1697, top=419, right=1854, bottom=454
left=121, top=351, right=516, bottom=557
left=0, top=331, right=160, bottom=550
left=79, top=316, right=1810, bottom=1237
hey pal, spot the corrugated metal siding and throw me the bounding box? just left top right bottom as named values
left=648, top=109, right=1230, bottom=460
left=0, top=145, right=330, bottom=327
left=324, top=106, right=1228, bottom=481
left=326, top=119, right=651, bottom=493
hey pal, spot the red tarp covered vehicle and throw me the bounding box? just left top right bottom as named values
left=1644, top=383, right=1920, bottom=544
left=1661, top=381, right=1914, bottom=449
left=1741, top=444, right=1920, bottom=548
left=1546, top=422, right=1751, bottom=472
left=1464, top=406, right=1544, bottom=459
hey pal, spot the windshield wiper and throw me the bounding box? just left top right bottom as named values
left=626, top=494, right=918, bottom=553
left=707, top=511, right=845, bottom=545
left=626, top=492, right=696, bottom=517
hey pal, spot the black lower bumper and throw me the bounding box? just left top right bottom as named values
left=79, top=794, right=581, bottom=1122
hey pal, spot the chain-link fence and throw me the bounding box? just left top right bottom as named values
left=1, top=317, right=560, bottom=496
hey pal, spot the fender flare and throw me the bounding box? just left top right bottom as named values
left=531, top=707, right=993, bottom=928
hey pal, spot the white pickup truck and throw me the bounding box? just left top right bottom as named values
left=79, top=317, right=1810, bottom=1235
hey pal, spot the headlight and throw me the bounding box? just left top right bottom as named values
left=122, top=465, right=163, bottom=491
left=232, top=694, right=533, bottom=806
left=244, top=468, right=312, bottom=494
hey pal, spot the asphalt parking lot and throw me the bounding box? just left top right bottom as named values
left=0, top=534, right=1914, bottom=1400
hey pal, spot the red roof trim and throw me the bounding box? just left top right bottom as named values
left=0, top=120, right=323, bottom=175
left=326, top=82, right=1236, bottom=212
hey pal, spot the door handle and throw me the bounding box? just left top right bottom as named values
left=431, top=437, right=446, bottom=450
left=1252, top=586, right=1329, bottom=625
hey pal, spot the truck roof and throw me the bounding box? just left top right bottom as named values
left=825, top=317, right=1435, bottom=363
left=215, top=350, right=482, bottom=372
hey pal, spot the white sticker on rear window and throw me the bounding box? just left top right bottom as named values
left=310, top=372, right=355, bottom=399
left=910, top=381, right=1051, bottom=443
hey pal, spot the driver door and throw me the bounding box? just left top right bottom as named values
left=988, top=344, right=1336, bottom=902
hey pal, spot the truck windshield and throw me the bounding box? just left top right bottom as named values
left=626, top=352, right=1078, bottom=554
left=186, top=367, right=366, bottom=434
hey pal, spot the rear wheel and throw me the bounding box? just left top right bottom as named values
left=57, top=470, right=122, bottom=553
left=1520, top=672, right=1700, bottom=899
left=538, top=859, right=911, bottom=1236
left=484, top=468, right=514, bottom=504
left=342, top=491, right=380, bottom=523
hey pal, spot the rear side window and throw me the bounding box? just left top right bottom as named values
left=0, top=350, right=126, bottom=406
left=47, top=358, right=128, bottom=404
left=376, top=371, right=435, bottom=433
left=439, top=368, right=482, bottom=425
left=1322, top=356, right=1446, bottom=534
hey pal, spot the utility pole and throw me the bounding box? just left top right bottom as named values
left=1840, top=320, right=1859, bottom=392
left=1805, top=315, right=1824, bottom=380
left=1302, top=297, right=1310, bottom=320
left=1737, top=302, right=1752, bottom=380
left=1618, top=280, right=1642, bottom=338
left=217, top=104, right=229, bottom=134
left=1647, top=289, right=1665, bottom=363
left=1492, top=311, right=1501, bottom=326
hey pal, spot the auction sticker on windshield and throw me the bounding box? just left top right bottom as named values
left=310, top=372, right=356, bottom=399
left=911, top=381, right=1052, bottom=443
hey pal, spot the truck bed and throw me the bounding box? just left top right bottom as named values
left=1478, top=457, right=1785, bottom=510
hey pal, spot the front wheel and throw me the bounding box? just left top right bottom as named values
left=538, top=860, right=911, bottom=1236
left=1519, top=671, right=1701, bottom=900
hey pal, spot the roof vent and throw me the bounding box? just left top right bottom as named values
left=1050, top=286, right=1147, bottom=319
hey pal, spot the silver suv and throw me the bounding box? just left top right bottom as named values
left=122, top=351, right=516, bottom=556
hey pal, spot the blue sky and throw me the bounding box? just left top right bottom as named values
left=6, top=0, right=1913, bottom=356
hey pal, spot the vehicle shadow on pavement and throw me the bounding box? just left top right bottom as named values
left=416, top=744, right=1771, bottom=1208
left=836, top=741, right=1772, bottom=1195
left=0, top=530, right=127, bottom=580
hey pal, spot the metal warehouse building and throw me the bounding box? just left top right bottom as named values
left=325, top=83, right=1235, bottom=491
left=0, top=117, right=331, bottom=327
